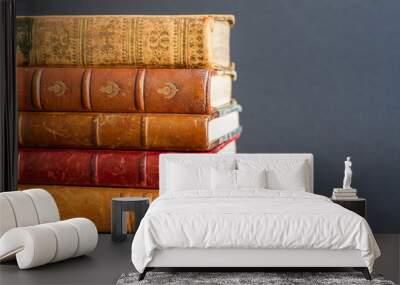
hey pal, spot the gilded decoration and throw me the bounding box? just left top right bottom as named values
left=99, top=81, right=121, bottom=97
left=48, top=81, right=68, bottom=96
left=157, top=82, right=179, bottom=99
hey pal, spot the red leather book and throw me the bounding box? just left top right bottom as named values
left=18, top=134, right=239, bottom=188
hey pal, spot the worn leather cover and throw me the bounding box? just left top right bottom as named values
left=18, top=134, right=239, bottom=188
left=17, top=67, right=233, bottom=114
left=16, top=15, right=234, bottom=68
left=18, top=104, right=241, bottom=151
left=18, top=185, right=159, bottom=233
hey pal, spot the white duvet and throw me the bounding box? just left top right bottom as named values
left=131, top=190, right=380, bottom=273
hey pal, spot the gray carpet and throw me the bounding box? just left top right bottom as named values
left=117, top=272, right=396, bottom=285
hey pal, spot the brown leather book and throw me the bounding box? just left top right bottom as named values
left=18, top=184, right=159, bottom=233
left=18, top=104, right=241, bottom=151
left=16, top=15, right=234, bottom=69
left=17, top=67, right=235, bottom=114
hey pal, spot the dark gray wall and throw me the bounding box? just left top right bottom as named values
left=17, top=0, right=400, bottom=233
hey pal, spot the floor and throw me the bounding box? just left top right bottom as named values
left=0, top=235, right=134, bottom=285
left=0, top=234, right=399, bottom=285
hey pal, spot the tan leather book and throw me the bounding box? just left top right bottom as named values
left=16, top=15, right=234, bottom=69
left=18, top=184, right=159, bottom=233
left=18, top=104, right=241, bottom=151
left=17, top=67, right=235, bottom=114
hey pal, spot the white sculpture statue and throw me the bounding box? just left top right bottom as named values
left=343, top=156, right=353, bottom=189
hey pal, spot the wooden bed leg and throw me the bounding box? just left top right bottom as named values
left=138, top=268, right=148, bottom=281
left=361, top=268, right=372, bottom=280
left=355, top=267, right=371, bottom=280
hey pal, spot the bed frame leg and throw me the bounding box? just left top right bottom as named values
left=354, top=267, right=371, bottom=280
left=138, top=268, right=148, bottom=281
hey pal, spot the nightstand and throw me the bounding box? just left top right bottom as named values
left=111, top=197, right=150, bottom=242
left=331, top=197, right=367, bottom=219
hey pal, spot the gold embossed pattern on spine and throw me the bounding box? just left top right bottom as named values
left=32, top=17, right=83, bottom=65
left=21, top=16, right=234, bottom=68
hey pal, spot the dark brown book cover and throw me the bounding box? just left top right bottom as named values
left=17, top=67, right=234, bottom=114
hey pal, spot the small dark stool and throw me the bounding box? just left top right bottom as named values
left=111, top=197, right=150, bottom=242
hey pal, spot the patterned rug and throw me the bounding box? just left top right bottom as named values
left=116, top=271, right=396, bottom=285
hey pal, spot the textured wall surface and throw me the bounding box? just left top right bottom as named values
left=17, top=0, right=400, bottom=233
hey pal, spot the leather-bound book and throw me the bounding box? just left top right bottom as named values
left=18, top=134, right=239, bottom=188
left=16, top=15, right=234, bottom=69
left=18, top=185, right=159, bottom=233
left=18, top=103, right=241, bottom=151
left=17, top=67, right=235, bottom=114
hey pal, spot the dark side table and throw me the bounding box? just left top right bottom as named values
left=331, top=197, right=367, bottom=219
left=112, top=197, right=150, bottom=242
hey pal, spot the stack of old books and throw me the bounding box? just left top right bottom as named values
left=332, top=188, right=358, bottom=200
left=16, top=15, right=241, bottom=232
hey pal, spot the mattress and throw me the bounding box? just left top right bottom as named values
left=131, top=190, right=380, bottom=273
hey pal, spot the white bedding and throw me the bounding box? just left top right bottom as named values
left=131, top=190, right=380, bottom=273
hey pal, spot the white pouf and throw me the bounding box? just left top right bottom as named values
left=0, top=189, right=98, bottom=269
left=0, top=196, right=17, bottom=237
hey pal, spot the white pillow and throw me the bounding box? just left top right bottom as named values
left=271, top=165, right=306, bottom=191
left=238, top=159, right=308, bottom=191
left=168, top=163, right=212, bottom=191
left=212, top=168, right=268, bottom=190
left=236, top=169, right=267, bottom=189
left=212, top=168, right=236, bottom=190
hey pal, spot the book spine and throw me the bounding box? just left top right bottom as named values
left=332, top=194, right=358, bottom=199
left=18, top=184, right=158, bottom=233
left=18, top=67, right=218, bottom=114
left=18, top=149, right=156, bottom=188
left=16, top=15, right=232, bottom=68
left=18, top=134, right=239, bottom=187
left=18, top=112, right=213, bottom=150
left=333, top=189, right=357, bottom=193
left=332, top=193, right=358, bottom=197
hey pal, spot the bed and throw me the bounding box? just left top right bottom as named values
left=131, top=154, right=380, bottom=280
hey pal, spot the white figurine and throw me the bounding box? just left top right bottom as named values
left=343, top=156, right=353, bottom=189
